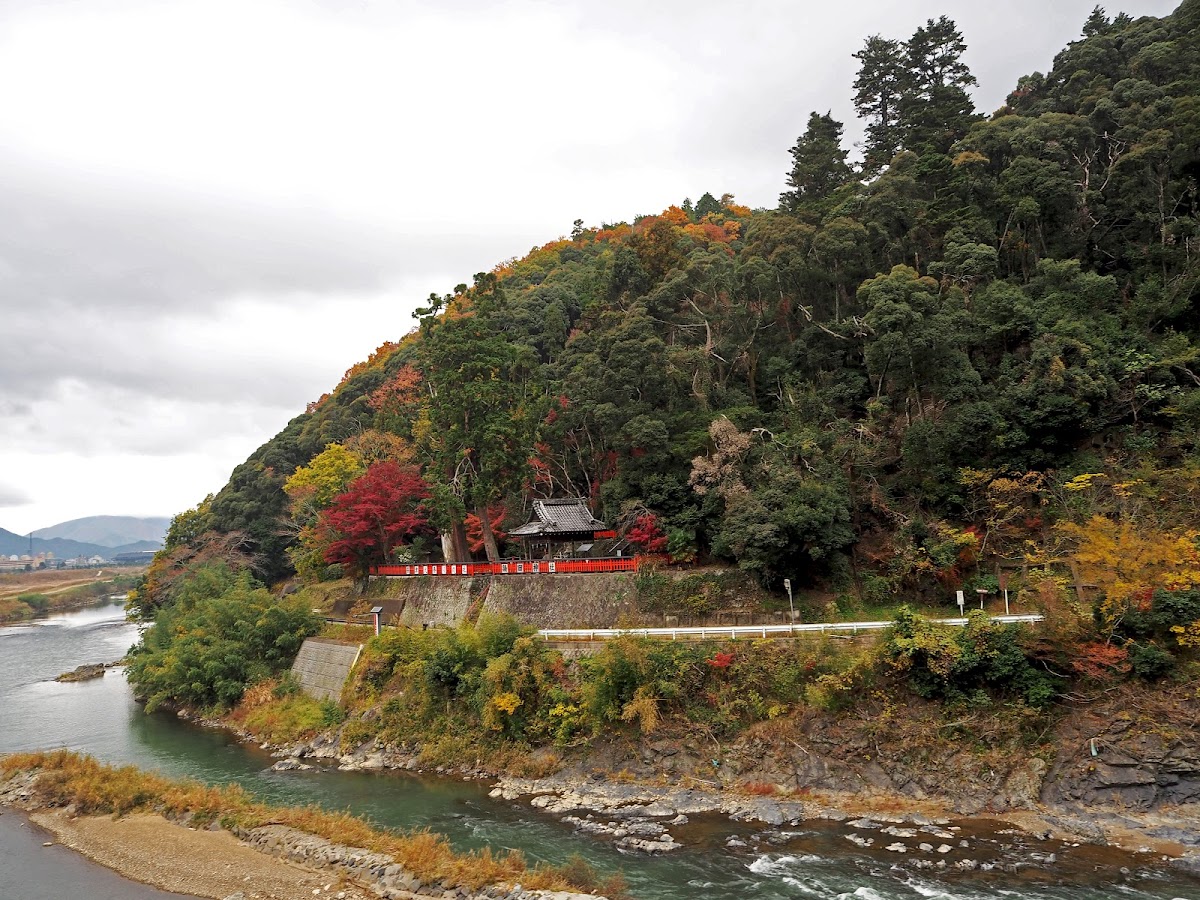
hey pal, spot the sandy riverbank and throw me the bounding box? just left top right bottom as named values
left=21, top=808, right=375, bottom=900
left=0, top=808, right=196, bottom=900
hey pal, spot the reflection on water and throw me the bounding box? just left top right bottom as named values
left=2, top=605, right=1197, bottom=900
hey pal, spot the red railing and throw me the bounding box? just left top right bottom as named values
left=369, top=556, right=641, bottom=577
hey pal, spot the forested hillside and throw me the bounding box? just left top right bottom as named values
left=146, top=2, right=1199, bottom=619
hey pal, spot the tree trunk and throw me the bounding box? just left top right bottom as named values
left=476, top=503, right=501, bottom=563
left=448, top=519, right=470, bottom=562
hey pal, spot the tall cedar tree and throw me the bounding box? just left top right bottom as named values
left=852, top=35, right=906, bottom=174
left=780, top=111, right=852, bottom=212
left=417, top=274, right=537, bottom=562
left=853, top=17, right=978, bottom=166
left=898, top=16, right=978, bottom=154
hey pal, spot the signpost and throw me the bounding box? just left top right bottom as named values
left=956, top=590, right=965, bottom=616
left=784, top=578, right=795, bottom=623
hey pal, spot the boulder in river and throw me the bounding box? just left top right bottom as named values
left=55, top=663, right=107, bottom=683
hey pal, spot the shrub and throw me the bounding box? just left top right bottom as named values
left=884, top=607, right=1059, bottom=706
left=1127, top=641, right=1175, bottom=681
left=127, top=563, right=321, bottom=713
left=16, top=592, right=50, bottom=612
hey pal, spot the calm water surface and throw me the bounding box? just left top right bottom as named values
left=2, top=603, right=1198, bottom=900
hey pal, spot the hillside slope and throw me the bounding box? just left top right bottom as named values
left=148, top=2, right=1198, bottom=620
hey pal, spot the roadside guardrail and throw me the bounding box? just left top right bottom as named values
left=535, top=613, right=1044, bottom=642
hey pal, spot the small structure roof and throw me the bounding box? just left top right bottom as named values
left=509, top=498, right=606, bottom=539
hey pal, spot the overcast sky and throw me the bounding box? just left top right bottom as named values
left=0, top=0, right=1180, bottom=537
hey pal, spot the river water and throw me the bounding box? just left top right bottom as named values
left=2, top=603, right=1198, bottom=900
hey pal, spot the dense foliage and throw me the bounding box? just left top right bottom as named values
left=146, top=4, right=1198, bottom=625
left=127, top=563, right=320, bottom=712
left=339, top=613, right=859, bottom=754
left=883, top=608, right=1059, bottom=706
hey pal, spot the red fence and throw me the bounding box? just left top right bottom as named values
left=370, top=556, right=641, bottom=577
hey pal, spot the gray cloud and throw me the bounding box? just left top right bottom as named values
left=0, top=157, right=529, bottom=315
left=0, top=484, right=32, bottom=508
left=0, top=153, right=547, bottom=411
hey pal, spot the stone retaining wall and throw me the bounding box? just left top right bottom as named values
left=482, top=574, right=638, bottom=629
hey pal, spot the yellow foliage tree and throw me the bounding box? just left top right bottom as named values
left=1058, top=515, right=1200, bottom=631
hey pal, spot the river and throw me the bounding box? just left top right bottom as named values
left=2, top=603, right=1197, bottom=900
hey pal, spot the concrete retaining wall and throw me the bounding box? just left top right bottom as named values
left=352, top=577, right=476, bottom=629
left=290, top=638, right=362, bottom=701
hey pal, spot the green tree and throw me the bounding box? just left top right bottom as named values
left=418, top=300, right=539, bottom=561
left=900, top=16, right=979, bottom=154
left=780, top=112, right=852, bottom=212
left=127, top=564, right=320, bottom=712
left=853, top=35, right=906, bottom=173
left=163, top=495, right=213, bottom=551
left=694, top=191, right=722, bottom=219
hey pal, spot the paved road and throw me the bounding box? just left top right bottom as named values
left=0, top=809, right=197, bottom=900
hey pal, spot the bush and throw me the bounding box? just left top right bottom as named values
left=16, top=592, right=50, bottom=612
left=1127, top=641, right=1175, bottom=681
left=127, top=563, right=321, bottom=713
left=235, top=693, right=328, bottom=743
left=884, top=607, right=1059, bottom=706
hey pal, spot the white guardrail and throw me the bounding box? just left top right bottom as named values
left=536, top=613, right=1044, bottom=642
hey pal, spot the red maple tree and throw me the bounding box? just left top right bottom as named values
left=321, top=461, right=432, bottom=578
left=626, top=513, right=668, bottom=554
left=466, top=504, right=508, bottom=555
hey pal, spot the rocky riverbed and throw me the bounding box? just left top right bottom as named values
left=259, top=726, right=1200, bottom=880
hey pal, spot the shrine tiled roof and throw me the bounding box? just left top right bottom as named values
left=509, top=498, right=607, bottom=537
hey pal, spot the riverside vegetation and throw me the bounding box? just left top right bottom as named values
left=112, top=0, right=1200, bottom=871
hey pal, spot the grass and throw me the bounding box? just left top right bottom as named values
left=319, top=622, right=375, bottom=643
left=0, top=749, right=620, bottom=895
left=226, top=680, right=331, bottom=744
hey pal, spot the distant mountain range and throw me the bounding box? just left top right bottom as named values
left=0, top=515, right=168, bottom=560
left=33, top=515, right=170, bottom=547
